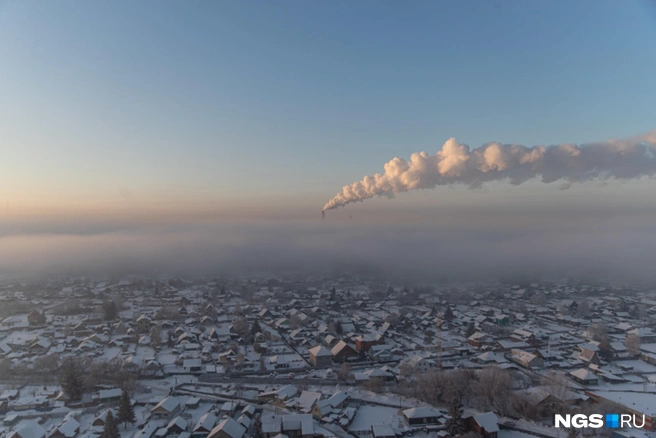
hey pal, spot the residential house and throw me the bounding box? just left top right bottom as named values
left=311, top=391, right=349, bottom=419
left=402, top=407, right=442, bottom=426
left=260, top=414, right=315, bottom=438
left=137, top=316, right=152, bottom=332
left=151, top=397, right=182, bottom=420
left=468, top=332, right=494, bottom=348
left=355, top=334, right=381, bottom=353
left=166, top=416, right=189, bottom=437
left=183, top=359, right=202, bottom=373
left=510, top=349, right=544, bottom=369
left=207, top=418, right=246, bottom=438
left=193, top=413, right=217, bottom=438
left=308, top=345, right=332, bottom=368
left=28, top=310, right=46, bottom=326
left=9, top=421, right=47, bottom=438
left=404, top=355, right=437, bottom=373
left=259, top=386, right=298, bottom=404
left=50, top=418, right=81, bottom=438
left=371, top=424, right=395, bottom=438
left=569, top=368, right=598, bottom=385
left=578, top=348, right=600, bottom=366
left=464, top=412, right=499, bottom=438
left=331, top=341, right=357, bottom=362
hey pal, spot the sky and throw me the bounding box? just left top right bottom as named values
left=1, top=1, right=656, bottom=278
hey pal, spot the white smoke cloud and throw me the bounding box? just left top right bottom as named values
left=323, top=131, right=656, bottom=210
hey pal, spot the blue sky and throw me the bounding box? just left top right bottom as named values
left=1, top=0, right=656, bottom=219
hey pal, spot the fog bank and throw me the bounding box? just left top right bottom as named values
left=1, top=212, right=655, bottom=282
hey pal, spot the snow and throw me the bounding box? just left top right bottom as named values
left=402, top=407, right=442, bottom=419
left=309, top=345, right=332, bottom=357
left=209, top=417, right=246, bottom=438
left=57, top=418, right=80, bottom=438
left=372, top=424, right=395, bottom=437
left=472, top=412, right=499, bottom=433
left=589, top=390, right=656, bottom=416
left=152, top=396, right=180, bottom=414
left=9, top=421, right=46, bottom=438
left=348, top=406, right=401, bottom=434
left=194, top=413, right=217, bottom=432
left=569, top=368, right=597, bottom=381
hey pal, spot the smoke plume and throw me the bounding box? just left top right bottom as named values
left=323, top=131, right=656, bottom=211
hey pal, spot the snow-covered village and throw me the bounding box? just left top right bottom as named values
left=0, top=276, right=655, bottom=438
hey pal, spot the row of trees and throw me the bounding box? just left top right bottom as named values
left=395, top=367, right=526, bottom=418
left=395, top=365, right=625, bottom=433
left=60, top=358, right=135, bottom=437
left=59, top=358, right=138, bottom=401
left=99, top=390, right=136, bottom=438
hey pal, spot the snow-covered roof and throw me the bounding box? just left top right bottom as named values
left=308, top=345, right=332, bottom=357
left=241, top=405, right=256, bottom=416
left=261, top=414, right=313, bottom=436
left=476, top=351, right=508, bottom=363
left=209, top=418, right=246, bottom=438
left=372, top=424, right=395, bottom=438
left=152, top=396, right=180, bottom=413
left=331, top=340, right=353, bottom=356
left=589, top=390, right=656, bottom=417
left=99, top=388, right=121, bottom=400
left=194, top=413, right=217, bottom=432
left=9, top=421, right=46, bottom=438
left=349, top=406, right=399, bottom=433
left=569, top=368, right=597, bottom=381
left=293, top=391, right=320, bottom=412
left=261, top=385, right=298, bottom=401
left=57, top=418, right=80, bottom=438
left=165, top=417, right=187, bottom=433
left=472, top=412, right=499, bottom=433
left=402, top=407, right=442, bottom=419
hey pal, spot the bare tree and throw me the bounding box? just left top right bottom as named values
left=259, top=356, right=266, bottom=371
left=289, top=314, right=303, bottom=329
left=474, top=367, right=513, bottom=415
left=398, top=361, right=412, bottom=379
left=598, top=336, right=613, bottom=361
left=34, top=354, right=60, bottom=382
left=234, top=382, right=244, bottom=399
left=512, top=393, right=540, bottom=420
left=413, top=370, right=443, bottom=405
left=532, top=292, right=547, bottom=306
left=337, top=362, right=352, bottom=381
left=625, top=333, right=641, bottom=356
left=588, top=323, right=607, bottom=342
left=577, top=301, right=591, bottom=317
left=236, top=352, right=246, bottom=370
left=232, top=316, right=249, bottom=337
left=0, top=359, right=12, bottom=376
left=363, top=377, right=384, bottom=393
left=540, top=371, right=573, bottom=416
left=150, top=325, right=162, bottom=348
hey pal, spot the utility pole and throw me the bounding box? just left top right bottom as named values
left=435, top=315, right=442, bottom=370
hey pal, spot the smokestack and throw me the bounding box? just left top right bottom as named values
left=323, top=131, right=656, bottom=211
left=322, top=210, right=325, bottom=219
